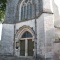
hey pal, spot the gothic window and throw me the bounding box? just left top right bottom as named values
left=27, top=2, right=32, bottom=19
left=21, top=7, right=23, bottom=20
left=27, top=3, right=29, bottom=19
left=25, top=6, right=27, bottom=20
left=30, top=3, right=32, bottom=19
left=32, top=0, right=40, bottom=17
left=21, top=6, right=24, bottom=20
left=36, top=0, right=40, bottom=16
left=24, top=6, right=26, bottom=19
left=21, top=5, right=26, bottom=21
left=32, top=4, right=35, bottom=18
left=20, top=0, right=40, bottom=21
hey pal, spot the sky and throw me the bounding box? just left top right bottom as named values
left=0, top=0, right=60, bottom=40
left=54, top=0, right=60, bottom=14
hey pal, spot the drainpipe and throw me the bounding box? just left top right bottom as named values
left=13, top=23, right=16, bottom=56
left=34, top=3, right=37, bottom=60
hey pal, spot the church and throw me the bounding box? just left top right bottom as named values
left=0, top=0, right=60, bottom=60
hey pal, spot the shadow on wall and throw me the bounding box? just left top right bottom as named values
left=0, top=41, right=1, bottom=47
left=54, top=20, right=60, bottom=28
left=44, top=28, right=55, bottom=60
left=37, top=54, right=45, bottom=60
left=53, top=43, right=60, bottom=60
left=54, top=52, right=60, bottom=60
left=46, top=28, right=60, bottom=60
left=0, top=55, right=45, bottom=60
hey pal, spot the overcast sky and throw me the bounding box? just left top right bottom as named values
left=54, top=0, right=60, bottom=14
left=0, top=0, right=60, bottom=40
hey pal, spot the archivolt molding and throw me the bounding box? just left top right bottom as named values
left=15, top=25, right=35, bottom=56
left=16, top=25, right=35, bottom=40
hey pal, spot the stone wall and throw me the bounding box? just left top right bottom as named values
left=0, top=24, right=14, bottom=55
left=37, top=14, right=45, bottom=58
left=43, top=0, right=53, bottom=13
left=44, top=13, right=55, bottom=59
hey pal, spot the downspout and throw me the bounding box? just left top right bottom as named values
left=13, top=7, right=16, bottom=55
left=34, top=3, right=37, bottom=60
left=13, top=23, right=16, bottom=56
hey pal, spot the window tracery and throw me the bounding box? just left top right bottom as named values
left=20, top=0, right=40, bottom=21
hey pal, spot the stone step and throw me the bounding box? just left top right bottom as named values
left=0, top=55, right=35, bottom=60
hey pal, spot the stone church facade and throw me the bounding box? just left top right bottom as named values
left=0, top=0, right=60, bottom=60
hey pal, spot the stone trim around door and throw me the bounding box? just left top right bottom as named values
left=15, top=25, right=36, bottom=57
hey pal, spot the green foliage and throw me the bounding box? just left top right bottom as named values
left=0, top=0, right=7, bottom=11
left=0, top=0, right=7, bottom=22
left=0, top=10, right=5, bottom=22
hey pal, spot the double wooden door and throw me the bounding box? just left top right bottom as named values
left=20, top=39, right=34, bottom=56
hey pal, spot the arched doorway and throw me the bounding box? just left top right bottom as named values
left=20, top=31, right=34, bottom=56
left=15, top=26, right=35, bottom=57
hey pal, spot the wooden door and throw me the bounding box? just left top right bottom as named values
left=20, top=40, right=25, bottom=56
left=28, top=39, right=34, bottom=56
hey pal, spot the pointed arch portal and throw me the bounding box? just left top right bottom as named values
left=15, top=26, right=35, bottom=57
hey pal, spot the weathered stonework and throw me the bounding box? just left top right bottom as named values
left=0, top=24, right=14, bottom=55
left=43, top=0, right=53, bottom=13
left=0, top=0, right=60, bottom=60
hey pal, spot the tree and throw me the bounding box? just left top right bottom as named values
left=0, top=0, right=7, bottom=22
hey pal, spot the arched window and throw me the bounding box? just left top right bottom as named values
left=21, top=7, right=23, bottom=20
left=30, top=3, right=32, bottom=19
left=27, top=2, right=32, bottom=19
left=21, top=5, right=26, bottom=21
left=27, top=2, right=32, bottom=20
left=22, top=31, right=32, bottom=38
left=25, top=5, right=27, bottom=20
left=32, top=4, right=35, bottom=18
left=20, top=0, right=40, bottom=21
left=24, top=5, right=26, bottom=20
left=36, top=0, right=40, bottom=16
